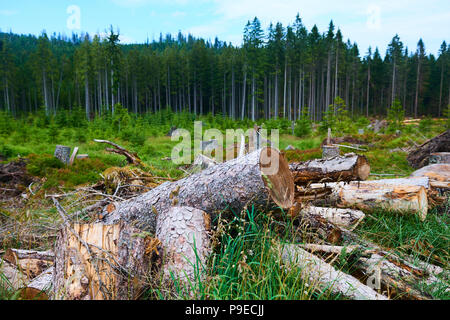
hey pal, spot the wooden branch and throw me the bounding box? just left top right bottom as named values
left=94, top=139, right=144, bottom=167
left=277, top=243, right=388, bottom=300
left=300, top=206, right=365, bottom=229
left=2, top=248, right=54, bottom=279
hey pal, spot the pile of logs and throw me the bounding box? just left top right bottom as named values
left=2, top=144, right=448, bottom=300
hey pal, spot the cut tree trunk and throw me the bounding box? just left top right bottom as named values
left=19, top=266, right=54, bottom=300
left=2, top=248, right=54, bottom=279
left=309, top=178, right=429, bottom=220
left=52, top=222, right=159, bottom=300
left=300, top=206, right=365, bottom=229
left=277, top=243, right=388, bottom=300
left=407, top=130, right=450, bottom=169
left=410, top=164, right=450, bottom=189
left=102, top=147, right=294, bottom=232
left=289, top=153, right=370, bottom=186
left=156, top=206, right=210, bottom=286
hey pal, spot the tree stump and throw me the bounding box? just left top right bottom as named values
left=54, top=145, right=71, bottom=164
left=52, top=222, right=159, bottom=300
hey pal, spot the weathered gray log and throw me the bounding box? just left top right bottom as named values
left=54, top=145, right=71, bottom=164
left=289, top=153, right=370, bottom=186
left=322, top=145, right=340, bottom=159
left=52, top=222, right=157, bottom=300
left=156, top=206, right=210, bottom=285
left=0, top=258, right=28, bottom=290
left=102, top=147, right=294, bottom=232
left=19, top=266, right=54, bottom=300
left=277, top=243, right=388, bottom=300
left=300, top=206, right=365, bottom=228
left=2, top=248, right=54, bottom=279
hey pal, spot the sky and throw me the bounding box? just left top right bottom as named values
left=1, top=0, right=449, bottom=57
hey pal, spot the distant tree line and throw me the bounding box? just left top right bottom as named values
left=0, top=14, right=449, bottom=121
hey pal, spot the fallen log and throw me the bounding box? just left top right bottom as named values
left=277, top=243, right=388, bottom=300
left=19, top=266, right=54, bottom=300
left=410, top=164, right=450, bottom=190
left=407, top=130, right=450, bottom=169
left=300, top=206, right=365, bottom=229
left=52, top=222, right=158, bottom=300
left=102, top=147, right=294, bottom=232
left=289, top=153, right=370, bottom=186
left=297, top=243, right=437, bottom=300
left=156, top=206, right=210, bottom=286
left=2, top=248, right=54, bottom=279
left=309, top=178, right=429, bottom=220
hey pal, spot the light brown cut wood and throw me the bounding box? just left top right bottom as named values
left=156, top=206, right=210, bottom=286
left=277, top=243, right=388, bottom=300
left=410, top=164, right=450, bottom=189
left=19, top=266, right=54, bottom=300
left=289, top=153, right=370, bottom=186
left=309, top=178, right=429, bottom=220
left=3, top=248, right=54, bottom=279
left=102, top=147, right=294, bottom=232
left=52, top=222, right=158, bottom=300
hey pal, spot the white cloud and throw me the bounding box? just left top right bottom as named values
left=0, top=9, right=18, bottom=16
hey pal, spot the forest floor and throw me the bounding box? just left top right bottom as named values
left=0, top=115, right=449, bottom=300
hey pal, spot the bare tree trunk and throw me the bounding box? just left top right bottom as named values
left=102, top=148, right=294, bottom=232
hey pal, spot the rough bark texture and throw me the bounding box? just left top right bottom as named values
left=322, top=145, right=340, bottom=159
left=278, top=243, right=388, bottom=300
left=102, top=147, right=294, bottom=232
left=2, top=248, right=54, bottom=279
left=54, top=145, right=71, bottom=164
left=407, top=130, right=450, bottom=169
left=156, top=206, right=210, bottom=284
left=289, top=153, right=370, bottom=186
left=52, top=222, right=158, bottom=300
left=300, top=206, right=365, bottom=228
left=298, top=244, right=442, bottom=300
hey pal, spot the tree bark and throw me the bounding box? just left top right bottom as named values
left=156, top=206, right=210, bottom=286
left=52, top=222, right=158, bottom=300
left=300, top=206, right=365, bottom=229
left=277, top=243, right=388, bottom=300
left=19, top=266, right=54, bottom=300
left=289, top=153, right=370, bottom=186
left=102, top=147, right=294, bottom=232
left=407, top=130, right=450, bottom=169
